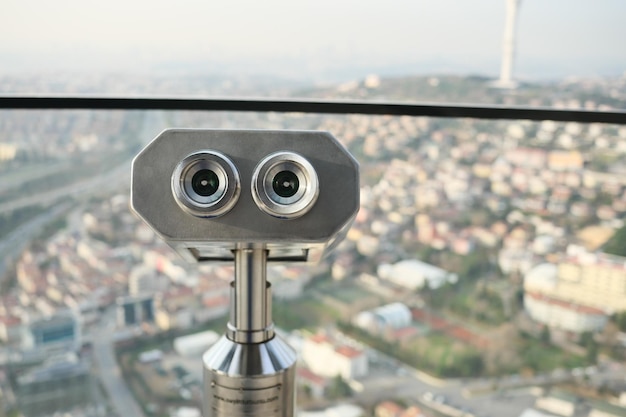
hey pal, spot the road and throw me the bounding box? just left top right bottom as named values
left=355, top=366, right=537, bottom=417
left=0, top=110, right=167, bottom=276
left=0, top=158, right=131, bottom=215
left=0, top=110, right=167, bottom=216
left=0, top=202, right=72, bottom=277
left=355, top=353, right=626, bottom=417
left=339, top=330, right=561, bottom=417
left=0, top=161, right=130, bottom=278
left=92, top=313, right=145, bottom=417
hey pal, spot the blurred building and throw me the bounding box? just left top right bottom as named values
left=555, top=255, right=626, bottom=312
left=128, top=265, right=168, bottom=296
left=152, top=286, right=201, bottom=331
left=116, top=295, right=155, bottom=327
left=155, top=305, right=193, bottom=331
left=377, top=259, right=457, bottom=290
left=0, top=142, right=18, bottom=160
left=375, top=401, right=404, bottom=417
left=299, top=403, right=363, bottom=417
left=301, top=333, right=368, bottom=380
left=523, top=254, right=626, bottom=332
left=548, top=150, right=584, bottom=172
left=297, top=367, right=328, bottom=399
left=22, top=311, right=81, bottom=353
left=535, top=392, right=576, bottom=417
left=173, top=330, right=220, bottom=357
left=194, top=295, right=229, bottom=323
left=171, top=408, right=201, bottom=417
left=0, top=315, right=23, bottom=345
left=353, top=302, right=412, bottom=333
left=524, top=291, right=607, bottom=333
left=14, top=353, right=93, bottom=417
left=526, top=255, right=626, bottom=311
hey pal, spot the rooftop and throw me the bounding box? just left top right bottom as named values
left=526, top=291, right=607, bottom=315
left=335, top=345, right=364, bottom=359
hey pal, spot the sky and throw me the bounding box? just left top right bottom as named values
left=1, top=0, right=625, bottom=82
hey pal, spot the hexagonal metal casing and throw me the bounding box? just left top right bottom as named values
left=131, top=129, right=359, bottom=263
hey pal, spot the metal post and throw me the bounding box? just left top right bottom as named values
left=228, top=249, right=273, bottom=344
left=203, top=248, right=297, bottom=417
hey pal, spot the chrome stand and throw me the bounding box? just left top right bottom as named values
left=130, top=129, right=359, bottom=417
left=202, top=249, right=297, bottom=417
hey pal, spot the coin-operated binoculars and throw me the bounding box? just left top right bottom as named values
left=131, top=129, right=359, bottom=417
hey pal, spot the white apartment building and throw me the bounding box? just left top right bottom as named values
left=353, top=302, right=412, bottom=333
left=301, top=334, right=368, bottom=380
left=378, top=259, right=457, bottom=290
left=523, top=255, right=626, bottom=332
left=524, top=291, right=608, bottom=333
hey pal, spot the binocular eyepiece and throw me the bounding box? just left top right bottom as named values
left=131, top=129, right=359, bottom=263
left=172, top=150, right=319, bottom=220
left=172, top=150, right=241, bottom=218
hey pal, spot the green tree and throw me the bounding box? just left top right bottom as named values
left=302, top=384, right=313, bottom=399
left=612, top=311, right=626, bottom=332
left=586, top=341, right=599, bottom=363
left=579, top=331, right=599, bottom=363
left=579, top=331, right=593, bottom=346
left=603, top=226, right=626, bottom=257
left=326, top=375, right=352, bottom=400
left=540, top=325, right=551, bottom=345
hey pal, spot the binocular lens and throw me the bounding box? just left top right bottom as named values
left=252, top=151, right=319, bottom=219
left=172, top=151, right=240, bottom=218
left=272, top=170, right=299, bottom=198
left=192, top=169, right=220, bottom=197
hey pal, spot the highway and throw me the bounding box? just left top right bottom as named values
left=92, top=312, right=145, bottom=417
left=338, top=329, right=603, bottom=417
left=0, top=110, right=167, bottom=216
left=0, top=158, right=131, bottom=215
left=354, top=349, right=626, bottom=417
left=0, top=110, right=167, bottom=277
left=0, top=160, right=130, bottom=279
left=0, top=202, right=72, bottom=278
left=355, top=364, right=537, bottom=417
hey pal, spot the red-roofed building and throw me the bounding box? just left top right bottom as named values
left=400, top=406, right=424, bottom=417
left=297, top=367, right=328, bottom=399
left=194, top=295, right=229, bottom=322
left=309, top=333, right=332, bottom=345
left=388, top=326, right=420, bottom=344
left=375, top=401, right=403, bottom=417
left=335, top=345, right=362, bottom=359
left=524, top=291, right=608, bottom=333
left=523, top=255, right=626, bottom=332
left=302, top=332, right=368, bottom=380
left=157, top=286, right=197, bottom=310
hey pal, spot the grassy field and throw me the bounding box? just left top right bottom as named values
left=273, top=296, right=342, bottom=331
left=517, top=336, right=588, bottom=373
left=315, top=282, right=378, bottom=304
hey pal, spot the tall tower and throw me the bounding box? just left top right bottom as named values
left=495, top=0, right=521, bottom=88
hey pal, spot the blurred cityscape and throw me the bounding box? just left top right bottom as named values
left=0, top=73, right=626, bottom=417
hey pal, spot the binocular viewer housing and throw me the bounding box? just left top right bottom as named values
left=131, top=129, right=359, bottom=263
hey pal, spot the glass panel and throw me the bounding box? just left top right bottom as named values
left=0, top=109, right=625, bottom=417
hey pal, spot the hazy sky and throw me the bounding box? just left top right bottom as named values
left=1, top=0, right=625, bottom=81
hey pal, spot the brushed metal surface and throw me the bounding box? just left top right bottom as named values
left=203, top=335, right=297, bottom=417
left=131, top=129, right=359, bottom=263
